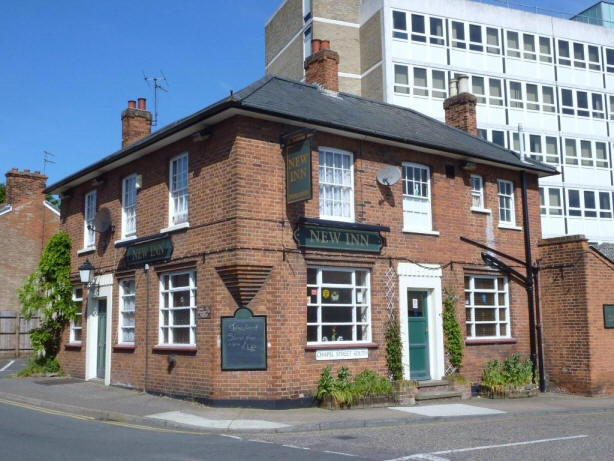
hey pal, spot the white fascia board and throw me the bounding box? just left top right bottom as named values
left=0, top=205, right=12, bottom=216
left=44, top=201, right=60, bottom=216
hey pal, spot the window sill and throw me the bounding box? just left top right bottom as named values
left=402, top=228, right=440, bottom=236
left=466, top=338, right=517, bottom=346
left=498, top=224, right=522, bottom=231
left=64, top=342, right=82, bottom=350
left=471, top=207, right=491, bottom=214
left=77, top=247, right=95, bottom=255
left=113, top=344, right=135, bottom=351
left=160, top=222, right=190, bottom=234
left=305, top=342, right=378, bottom=351
left=153, top=345, right=197, bottom=353
left=114, top=236, right=137, bottom=246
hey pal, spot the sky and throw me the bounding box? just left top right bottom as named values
left=0, top=0, right=599, bottom=187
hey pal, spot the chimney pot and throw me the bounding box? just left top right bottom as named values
left=311, top=39, right=322, bottom=54
left=137, top=98, right=146, bottom=110
left=128, top=100, right=136, bottom=109
left=320, top=39, right=330, bottom=50
left=4, top=168, right=47, bottom=205
left=457, top=75, right=470, bottom=94
left=449, top=78, right=458, bottom=97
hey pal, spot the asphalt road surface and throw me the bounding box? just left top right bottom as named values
left=2, top=398, right=614, bottom=460
left=0, top=400, right=365, bottom=461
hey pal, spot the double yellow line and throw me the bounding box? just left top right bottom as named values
left=0, top=397, right=208, bottom=435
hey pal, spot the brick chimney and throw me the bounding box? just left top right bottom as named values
left=304, top=39, right=339, bottom=92
left=443, top=75, right=477, bottom=136
left=4, top=168, right=47, bottom=205
left=121, top=98, right=152, bottom=148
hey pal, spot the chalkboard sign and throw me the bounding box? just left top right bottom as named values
left=604, top=305, right=614, bottom=329
left=221, top=308, right=267, bottom=371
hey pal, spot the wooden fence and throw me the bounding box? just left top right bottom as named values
left=0, top=310, right=39, bottom=358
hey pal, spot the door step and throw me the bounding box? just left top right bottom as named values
left=415, top=390, right=463, bottom=403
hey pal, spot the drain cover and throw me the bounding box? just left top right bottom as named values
left=34, top=378, right=82, bottom=386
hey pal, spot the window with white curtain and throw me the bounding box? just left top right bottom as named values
left=471, top=175, right=484, bottom=209
left=84, top=190, right=96, bottom=248
left=402, top=163, right=432, bottom=232
left=394, top=65, right=410, bottom=94
left=509, top=81, right=523, bottom=108
left=539, top=187, right=563, bottom=216
left=539, top=37, right=552, bottom=63
left=506, top=31, right=520, bottom=58
left=169, top=153, right=188, bottom=226
left=118, top=278, right=135, bottom=344
left=122, top=175, right=137, bottom=239
left=319, top=148, right=354, bottom=221
left=497, top=180, right=515, bottom=225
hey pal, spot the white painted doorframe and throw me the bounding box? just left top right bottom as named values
left=398, top=262, right=444, bottom=381
left=85, top=273, right=113, bottom=385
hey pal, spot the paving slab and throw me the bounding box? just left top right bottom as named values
left=390, top=403, right=505, bottom=417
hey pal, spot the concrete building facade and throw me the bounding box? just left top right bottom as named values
left=266, top=0, right=614, bottom=243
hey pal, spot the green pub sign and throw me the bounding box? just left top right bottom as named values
left=604, top=305, right=614, bottom=329
left=125, top=237, right=173, bottom=268
left=286, top=139, right=312, bottom=204
left=293, top=223, right=384, bottom=253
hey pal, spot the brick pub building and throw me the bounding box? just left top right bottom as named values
left=48, top=42, right=556, bottom=407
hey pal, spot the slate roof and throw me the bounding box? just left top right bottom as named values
left=592, top=243, right=614, bottom=263
left=46, top=75, right=556, bottom=194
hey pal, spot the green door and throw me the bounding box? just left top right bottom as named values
left=408, top=290, right=430, bottom=380
left=96, top=299, right=107, bottom=379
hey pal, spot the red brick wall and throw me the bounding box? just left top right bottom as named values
left=539, top=235, right=614, bottom=396
left=0, top=170, right=59, bottom=315
left=57, top=114, right=540, bottom=402
left=443, top=94, right=478, bottom=136
left=304, top=48, right=340, bottom=92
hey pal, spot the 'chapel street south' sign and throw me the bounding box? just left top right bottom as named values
left=286, top=139, right=312, bottom=204
left=293, top=220, right=386, bottom=253
left=125, top=236, right=173, bottom=268
left=221, top=308, right=267, bottom=371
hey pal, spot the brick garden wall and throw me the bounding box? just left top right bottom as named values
left=539, top=235, right=614, bottom=396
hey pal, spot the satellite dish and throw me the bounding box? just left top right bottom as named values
left=91, top=208, right=113, bottom=234
left=376, top=166, right=401, bottom=186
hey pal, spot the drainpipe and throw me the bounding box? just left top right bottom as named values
left=520, top=171, right=541, bottom=391
left=533, top=266, right=546, bottom=392
left=144, top=263, right=150, bottom=393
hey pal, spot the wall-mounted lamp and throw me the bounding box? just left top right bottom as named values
left=79, top=259, right=95, bottom=286
left=461, top=161, right=477, bottom=171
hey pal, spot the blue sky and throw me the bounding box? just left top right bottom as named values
left=0, top=1, right=598, bottom=186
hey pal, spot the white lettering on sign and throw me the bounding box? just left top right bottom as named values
left=315, top=349, right=369, bottom=361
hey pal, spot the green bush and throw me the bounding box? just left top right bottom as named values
left=481, top=354, right=533, bottom=392
left=315, top=366, right=393, bottom=408
left=385, top=313, right=403, bottom=381
left=443, top=290, right=463, bottom=370
left=17, top=357, right=62, bottom=377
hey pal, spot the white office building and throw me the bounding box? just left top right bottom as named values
left=265, top=0, right=614, bottom=243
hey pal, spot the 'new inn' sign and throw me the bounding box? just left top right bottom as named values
left=286, top=139, right=312, bottom=204
left=125, top=236, right=173, bottom=268
left=293, top=219, right=387, bottom=253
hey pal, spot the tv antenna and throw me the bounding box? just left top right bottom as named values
left=143, top=70, right=168, bottom=127
left=43, top=150, right=56, bottom=175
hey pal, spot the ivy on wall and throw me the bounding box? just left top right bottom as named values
left=385, top=312, right=404, bottom=381
left=443, top=289, right=464, bottom=371
left=18, top=232, right=78, bottom=362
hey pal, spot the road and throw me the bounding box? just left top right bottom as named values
left=1, top=395, right=614, bottom=460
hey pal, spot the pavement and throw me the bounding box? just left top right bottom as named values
left=2, top=363, right=614, bottom=435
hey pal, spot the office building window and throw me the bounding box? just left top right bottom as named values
left=523, top=34, right=536, bottom=60
left=539, top=37, right=552, bottom=63
left=429, top=17, right=444, bottom=45
left=539, top=187, right=563, bottom=216
left=565, top=139, right=578, bottom=165
left=411, top=14, right=426, bottom=42
left=588, top=45, right=601, bottom=71
left=392, top=11, right=408, bottom=40
left=394, top=64, right=410, bottom=94
left=486, top=27, right=500, bottom=54
left=413, top=67, right=428, bottom=96
left=573, top=42, right=586, bottom=68
left=469, top=24, right=483, bottom=52
left=509, top=81, right=523, bottom=108
left=451, top=21, right=465, bottom=49
left=558, top=40, right=571, bottom=66
left=507, top=31, right=520, bottom=58
left=606, top=49, right=614, bottom=73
